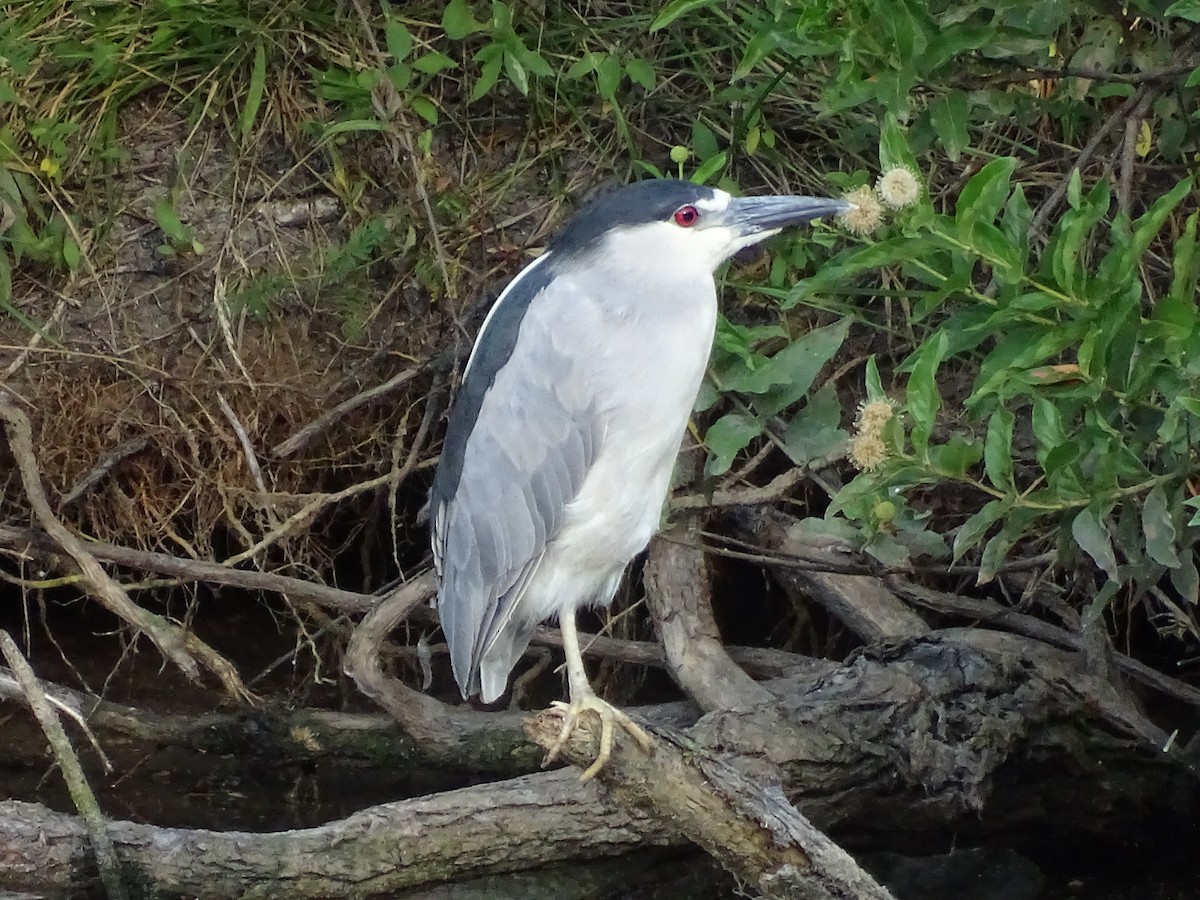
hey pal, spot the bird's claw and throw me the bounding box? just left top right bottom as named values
left=542, top=694, right=654, bottom=781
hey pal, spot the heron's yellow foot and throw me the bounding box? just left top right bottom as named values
left=543, top=693, right=654, bottom=781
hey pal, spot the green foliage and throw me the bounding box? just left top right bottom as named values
left=799, top=124, right=1200, bottom=600
left=229, top=215, right=413, bottom=339
left=704, top=317, right=851, bottom=476
left=3, top=0, right=1199, bottom=624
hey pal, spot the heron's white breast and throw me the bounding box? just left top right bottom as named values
left=546, top=259, right=718, bottom=573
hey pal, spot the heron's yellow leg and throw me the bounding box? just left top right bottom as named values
left=542, top=609, right=654, bottom=781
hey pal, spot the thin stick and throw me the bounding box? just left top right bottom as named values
left=0, top=631, right=128, bottom=900
left=0, top=393, right=249, bottom=700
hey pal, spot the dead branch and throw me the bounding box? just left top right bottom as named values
left=525, top=708, right=895, bottom=900
left=58, top=436, right=150, bottom=508
left=644, top=519, right=773, bottom=711
left=889, top=577, right=1200, bottom=711
left=345, top=577, right=563, bottom=774
left=0, top=394, right=249, bottom=701
left=271, top=361, right=433, bottom=458
left=2, top=627, right=1196, bottom=898
left=0, top=524, right=821, bottom=683
left=0, top=523, right=384, bottom=615
left=750, top=509, right=930, bottom=641
left=531, top=626, right=826, bottom=680
left=0, top=772, right=676, bottom=899
left=0, top=632, right=128, bottom=900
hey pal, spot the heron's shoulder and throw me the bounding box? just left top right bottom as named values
left=431, top=252, right=559, bottom=506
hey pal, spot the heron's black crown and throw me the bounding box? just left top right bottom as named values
left=550, top=180, right=716, bottom=257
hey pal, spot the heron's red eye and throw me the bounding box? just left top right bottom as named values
left=673, top=205, right=699, bottom=227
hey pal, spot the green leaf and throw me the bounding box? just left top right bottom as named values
left=983, top=407, right=1014, bottom=490
left=865, top=533, right=911, bottom=569
left=729, top=318, right=851, bottom=416
left=953, top=499, right=1009, bottom=561
left=153, top=197, right=188, bottom=244
left=924, top=24, right=996, bottom=69
left=1165, top=0, right=1200, bottom=21
left=905, top=330, right=949, bottom=452
left=411, top=96, right=438, bottom=125
left=624, top=58, right=656, bottom=91
left=965, top=221, right=1021, bottom=283
left=977, top=508, right=1040, bottom=583
left=1082, top=580, right=1121, bottom=626
left=928, top=90, right=970, bottom=161
left=1031, top=396, right=1066, bottom=465
left=1170, top=556, right=1198, bottom=603
left=442, top=0, right=478, bottom=39
left=384, top=18, right=414, bottom=62
left=781, top=384, right=848, bottom=466
left=789, top=238, right=926, bottom=304
left=864, top=355, right=885, bottom=402
left=519, top=46, right=554, bottom=78
left=239, top=41, right=267, bottom=142
left=1187, top=66, right=1200, bottom=89
left=956, top=157, right=1016, bottom=228
left=596, top=52, right=623, bottom=100
left=1160, top=211, right=1198, bottom=332
left=1066, top=168, right=1083, bottom=209
left=650, top=0, right=718, bottom=31
left=61, top=233, right=80, bottom=270
left=502, top=50, right=529, bottom=95
left=879, top=113, right=921, bottom=174
left=317, top=119, right=388, bottom=143
left=566, top=52, right=601, bottom=80
left=692, top=121, right=720, bottom=161
left=926, top=434, right=983, bottom=479
left=413, top=52, right=458, bottom=74
left=1072, top=506, right=1119, bottom=581
left=691, top=151, right=727, bottom=185
left=1142, top=484, right=1181, bottom=568
left=470, top=54, right=503, bottom=101
left=704, top=413, right=762, bottom=476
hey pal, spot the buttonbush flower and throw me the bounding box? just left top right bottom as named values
left=849, top=433, right=888, bottom=471
left=848, top=398, right=897, bottom=471
left=838, top=185, right=884, bottom=236
left=876, top=166, right=921, bottom=209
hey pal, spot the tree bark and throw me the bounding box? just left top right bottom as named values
left=2, top=628, right=1195, bottom=898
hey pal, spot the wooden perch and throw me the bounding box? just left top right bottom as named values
left=525, top=707, right=896, bottom=900
left=644, top=518, right=773, bottom=711
left=3, top=627, right=1194, bottom=898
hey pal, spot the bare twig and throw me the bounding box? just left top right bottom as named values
left=270, top=361, right=434, bottom=457
left=0, top=396, right=249, bottom=700
left=58, top=436, right=150, bottom=508
left=0, top=631, right=128, bottom=900
left=1118, top=113, right=1140, bottom=216
left=0, top=524, right=387, bottom=616
left=216, top=391, right=272, bottom=510
left=671, top=466, right=806, bottom=511
left=1015, top=62, right=1199, bottom=84
left=1029, top=83, right=1155, bottom=239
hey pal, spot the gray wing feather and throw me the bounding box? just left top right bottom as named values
left=432, top=281, right=599, bottom=698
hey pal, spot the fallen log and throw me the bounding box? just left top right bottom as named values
left=2, top=628, right=1195, bottom=898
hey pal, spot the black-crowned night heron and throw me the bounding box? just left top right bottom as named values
left=430, top=179, right=849, bottom=778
